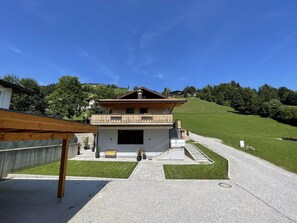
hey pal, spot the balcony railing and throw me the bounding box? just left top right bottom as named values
left=91, top=114, right=173, bottom=125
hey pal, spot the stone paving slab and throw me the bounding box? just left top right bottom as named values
left=130, top=161, right=165, bottom=181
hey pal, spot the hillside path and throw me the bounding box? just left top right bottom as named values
left=190, top=132, right=297, bottom=222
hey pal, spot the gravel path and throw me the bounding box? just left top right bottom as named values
left=190, top=132, right=297, bottom=222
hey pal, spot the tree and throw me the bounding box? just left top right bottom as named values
left=2, top=74, right=19, bottom=84
left=183, top=86, right=196, bottom=97
left=47, top=76, right=86, bottom=119
left=258, top=84, right=279, bottom=102
left=95, top=86, right=116, bottom=99
left=2, top=75, right=47, bottom=115
left=40, top=83, right=56, bottom=96
left=267, top=99, right=282, bottom=118
left=162, top=87, right=171, bottom=97
left=198, top=85, right=214, bottom=101
left=88, top=102, right=108, bottom=115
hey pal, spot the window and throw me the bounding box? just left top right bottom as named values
left=118, top=130, right=143, bottom=144
left=140, top=108, right=148, bottom=114
left=126, top=108, right=134, bottom=114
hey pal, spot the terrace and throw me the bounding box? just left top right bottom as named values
left=91, top=114, right=173, bottom=126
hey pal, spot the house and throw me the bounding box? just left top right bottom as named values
left=86, top=97, right=96, bottom=109
left=91, top=87, right=187, bottom=159
left=0, top=79, right=34, bottom=109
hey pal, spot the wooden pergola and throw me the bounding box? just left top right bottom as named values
left=0, top=108, right=98, bottom=198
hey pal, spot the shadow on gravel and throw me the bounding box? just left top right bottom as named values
left=0, top=178, right=109, bottom=223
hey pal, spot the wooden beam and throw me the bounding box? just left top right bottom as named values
left=57, top=138, right=69, bottom=199
left=0, top=132, right=74, bottom=141
left=0, top=118, right=97, bottom=133
left=0, top=109, right=98, bottom=133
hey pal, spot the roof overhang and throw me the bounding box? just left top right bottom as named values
left=0, top=79, right=35, bottom=94
left=99, top=98, right=187, bottom=108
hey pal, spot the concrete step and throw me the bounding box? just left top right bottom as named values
left=185, top=144, right=212, bottom=163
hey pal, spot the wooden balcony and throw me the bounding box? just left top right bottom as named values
left=91, top=114, right=173, bottom=126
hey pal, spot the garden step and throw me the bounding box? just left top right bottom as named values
left=185, top=144, right=212, bottom=163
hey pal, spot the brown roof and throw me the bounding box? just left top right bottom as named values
left=118, top=87, right=166, bottom=99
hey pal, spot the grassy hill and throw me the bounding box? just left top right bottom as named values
left=174, top=98, right=297, bottom=173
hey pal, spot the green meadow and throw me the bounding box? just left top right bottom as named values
left=174, top=98, right=297, bottom=173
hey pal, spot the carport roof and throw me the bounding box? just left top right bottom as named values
left=0, top=108, right=98, bottom=141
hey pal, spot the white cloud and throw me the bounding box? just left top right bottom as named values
left=98, top=64, right=120, bottom=85
left=128, top=55, right=157, bottom=75
left=78, top=51, right=89, bottom=58
left=260, top=30, right=297, bottom=64
left=140, top=18, right=182, bottom=49
left=156, top=73, right=166, bottom=80
left=8, top=45, right=23, bottom=54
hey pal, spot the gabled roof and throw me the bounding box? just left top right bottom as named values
left=0, top=79, right=35, bottom=94
left=118, top=87, right=166, bottom=99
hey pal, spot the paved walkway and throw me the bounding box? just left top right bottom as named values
left=190, top=132, right=297, bottom=222
left=130, top=161, right=165, bottom=181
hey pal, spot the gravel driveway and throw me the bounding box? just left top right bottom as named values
left=190, top=132, right=297, bottom=222
left=69, top=132, right=297, bottom=223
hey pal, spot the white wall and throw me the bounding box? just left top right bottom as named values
left=0, top=86, right=12, bottom=109
left=98, top=128, right=169, bottom=157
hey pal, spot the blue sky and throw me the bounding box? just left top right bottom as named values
left=1, top=0, right=297, bottom=91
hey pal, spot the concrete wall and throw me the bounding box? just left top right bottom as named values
left=75, top=133, right=95, bottom=148
left=98, top=129, right=170, bottom=157
left=0, top=143, right=78, bottom=179
left=157, top=148, right=185, bottom=161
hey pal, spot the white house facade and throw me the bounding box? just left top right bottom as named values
left=91, top=87, right=187, bottom=160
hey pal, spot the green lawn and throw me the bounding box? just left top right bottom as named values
left=15, top=161, right=137, bottom=178
left=164, top=143, right=228, bottom=179
left=174, top=98, right=297, bottom=173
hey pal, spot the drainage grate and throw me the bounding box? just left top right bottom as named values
left=219, top=182, right=232, bottom=188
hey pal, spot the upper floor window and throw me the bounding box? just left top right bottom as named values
left=140, top=108, right=148, bottom=114
left=126, top=108, right=134, bottom=114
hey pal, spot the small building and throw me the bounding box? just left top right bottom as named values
left=0, top=79, right=34, bottom=109
left=91, top=87, right=187, bottom=159
left=86, top=97, right=96, bottom=109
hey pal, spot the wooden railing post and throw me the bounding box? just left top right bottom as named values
left=57, top=138, right=69, bottom=199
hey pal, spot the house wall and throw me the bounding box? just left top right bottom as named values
left=0, top=86, right=12, bottom=109
left=111, top=107, right=170, bottom=114
left=98, top=128, right=170, bottom=158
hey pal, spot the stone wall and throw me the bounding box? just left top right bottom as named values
left=0, top=143, right=78, bottom=179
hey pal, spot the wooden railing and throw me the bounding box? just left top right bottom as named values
left=91, top=114, right=173, bottom=125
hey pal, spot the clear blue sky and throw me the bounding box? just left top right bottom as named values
left=1, top=0, right=297, bottom=91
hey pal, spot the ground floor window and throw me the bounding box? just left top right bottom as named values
left=118, top=130, right=143, bottom=144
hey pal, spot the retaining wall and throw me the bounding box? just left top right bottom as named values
left=0, top=143, right=78, bottom=179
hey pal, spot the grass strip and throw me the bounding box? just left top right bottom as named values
left=163, top=143, right=229, bottom=179
left=15, top=160, right=138, bottom=178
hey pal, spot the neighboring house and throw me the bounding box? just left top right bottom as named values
left=169, top=90, right=183, bottom=98
left=86, top=97, right=96, bottom=109
left=91, top=87, right=187, bottom=159
left=0, top=79, right=34, bottom=109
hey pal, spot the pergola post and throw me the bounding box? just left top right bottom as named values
left=57, top=138, right=69, bottom=198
